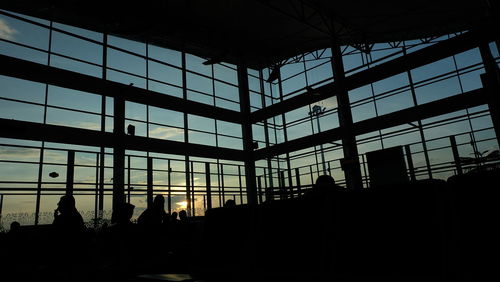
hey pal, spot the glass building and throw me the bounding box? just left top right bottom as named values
left=0, top=1, right=499, bottom=229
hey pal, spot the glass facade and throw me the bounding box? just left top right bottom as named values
left=0, top=9, right=499, bottom=229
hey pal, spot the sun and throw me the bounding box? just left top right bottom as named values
left=176, top=201, right=188, bottom=209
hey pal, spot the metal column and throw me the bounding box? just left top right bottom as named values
left=147, top=157, right=153, bottom=208
left=167, top=160, right=172, bottom=214
left=237, top=63, right=258, bottom=205
left=479, top=44, right=500, bottom=148
left=295, top=168, right=302, bottom=196
left=404, top=145, right=416, bottom=181
left=181, top=51, right=192, bottom=216
left=0, top=194, right=3, bottom=227
left=112, top=95, right=125, bottom=210
left=402, top=44, right=433, bottom=179
left=257, top=176, right=263, bottom=204
left=331, top=43, right=363, bottom=190
left=66, top=150, right=75, bottom=196
left=449, top=136, right=463, bottom=175
left=205, top=162, right=212, bottom=210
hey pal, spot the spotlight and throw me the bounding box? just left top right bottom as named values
left=127, top=124, right=135, bottom=136
left=49, top=172, right=59, bottom=178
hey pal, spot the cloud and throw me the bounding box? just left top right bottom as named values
left=0, top=147, right=39, bottom=160
left=0, top=18, right=18, bottom=41
left=149, top=127, right=184, bottom=139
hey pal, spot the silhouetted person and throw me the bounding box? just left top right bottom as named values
left=315, top=174, right=337, bottom=189
left=137, top=195, right=169, bottom=226
left=179, top=209, right=188, bottom=222
left=171, top=211, right=178, bottom=222
left=52, top=195, right=84, bottom=231
left=111, top=202, right=135, bottom=226
left=224, top=199, right=236, bottom=207
left=303, top=175, right=341, bottom=198
left=9, top=221, right=21, bottom=234
left=99, top=203, right=140, bottom=277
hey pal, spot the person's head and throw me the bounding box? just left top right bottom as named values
left=153, top=195, right=165, bottom=210
left=179, top=210, right=187, bottom=221
left=171, top=212, right=178, bottom=220
left=57, top=195, right=76, bottom=214
left=314, top=175, right=336, bottom=190
left=112, top=202, right=135, bottom=224
left=9, top=221, right=20, bottom=233
left=224, top=199, right=236, bottom=207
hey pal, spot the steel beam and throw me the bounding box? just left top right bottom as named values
left=0, top=54, right=244, bottom=124
left=254, top=88, right=487, bottom=160
left=0, top=118, right=246, bottom=161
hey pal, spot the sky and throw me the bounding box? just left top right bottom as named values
left=0, top=10, right=499, bottom=227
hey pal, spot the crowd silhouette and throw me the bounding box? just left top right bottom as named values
left=0, top=193, right=194, bottom=281
left=1, top=170, right=498, bottom=281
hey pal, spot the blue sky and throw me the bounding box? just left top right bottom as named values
left=0, top=10, right=499, bottom=225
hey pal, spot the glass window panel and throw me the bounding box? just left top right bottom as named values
left=0, top=40, right=48, bottom=64
left=214, top=64, right=237, bottom=85
left=217, top=136, right=242, bottom=150
left=149, top=124, right=184, bottom=142
left=415, top=77, right=461, bottom=104
left=0, top=75, right=45, bottom=103
left=50, top=55, right=101, bottom=77
left=46, top=107, right=100, bottom=130
left=148, top=80, right=183, bottom=98
left=148, top=44, right=181, bottom=67
left=0, top=99, right=44, bottom=122
left=148, top=61, right=182, bottom=86
left=0, top=15, right=49, bottom=49
left=48, top=85, right=101, bottom=113
left=189, top=131, right=216, bottom=146
left=188, top=115, right=215, bottom=132
left=149, top=106, right=184, bottom=127
left=217, top=120, right=241, bottom=137
left=51, top=30, right=102, bottom=64
left=376, top=91, right=414, bottom=115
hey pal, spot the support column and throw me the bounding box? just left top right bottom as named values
left=258, top=70, right=274, bottom=198
left=295, top=168, right=302, bottom=196
left=331, top=44, right=363, bottom=190
left=205, top=162, right=212, bottom=210
left=257, top=176, right=263, bottom=204
left=147, top=157, right=153, bottom=208
left=66, top=150, right=75, bottom=196
left=479, top=44, right=500, bottom=147
left=0, top=194, right=3, bottom=226
left=404, top=145, right=417, bottom=181
left=181, top=50, right=192, bottom=215
left=98, top=33, right=107, bottom=219
left=276, top=72, right=295, bottom=191
left=402, top=45, right=433, bottom=179
left=449, top=136, right=463, bottom=175
left=113, top=96, right=125, bottom=210
left=167, top=160, right=172, bottom=214
left=237, top=64, right=257, bottom=205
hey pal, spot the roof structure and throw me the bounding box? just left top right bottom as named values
left=0, top=0, right=496, bottom=69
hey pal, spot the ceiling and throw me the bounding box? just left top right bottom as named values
left=0, top=0, right=495, bottom=69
